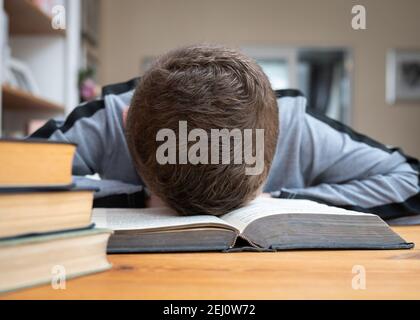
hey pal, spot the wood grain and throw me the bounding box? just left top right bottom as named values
left=4, top=0, right=65, bottom=36
left=2, top=226, right=420, bottom=300
left=2, top=85, right=64, bottom=113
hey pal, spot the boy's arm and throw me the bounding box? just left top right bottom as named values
left=30, top=79, right=142, bottom=187
left=30, top=99, right=110, bottom=176
left=274, top=110, right=420, bottom=220
left=29, top=97, right=147, bottom=207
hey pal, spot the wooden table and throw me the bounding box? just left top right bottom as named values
left=2, top=226, right=420, bottom=300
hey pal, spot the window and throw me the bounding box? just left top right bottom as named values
left=256, top=59, right=289, bottom=90
left=243, top=47, right=353, bottom=124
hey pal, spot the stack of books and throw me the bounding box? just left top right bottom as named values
left=0, top=139, right=112, bottom=293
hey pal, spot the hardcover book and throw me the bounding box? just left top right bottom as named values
left=92, top=198, right=414, bottom=253
left=0, top=228, right=112, bottom=293
left=0, top=139, right=75, bottom=188
left=0, top=187, right=95, bottom=239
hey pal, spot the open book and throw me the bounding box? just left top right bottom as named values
left=92, top=198, right=414, bottom=253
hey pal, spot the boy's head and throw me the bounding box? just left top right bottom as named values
left=126, top=44, right=279, bottom=216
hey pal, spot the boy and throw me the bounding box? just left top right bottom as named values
left=31, top=44, right=420, bottom=220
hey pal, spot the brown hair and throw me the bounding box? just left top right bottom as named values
left=126, top=44, right=279, bottom=216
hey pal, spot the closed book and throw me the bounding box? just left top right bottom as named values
left=0, top=139, right=75, bottom=188
left=0, top=187, right=95, bottom=239
left=0, top=228, right=112, bottom=293
left=93, top=198, right=414, bottom=253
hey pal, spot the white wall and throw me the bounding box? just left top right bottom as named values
left=0, top=0, right=4, bottom=133
left=10, top=36, right=66, bottom=105
left=98, top=0, right=420, bottom=158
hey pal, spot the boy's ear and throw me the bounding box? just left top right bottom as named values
left=122, top=107, right=129, bottom=127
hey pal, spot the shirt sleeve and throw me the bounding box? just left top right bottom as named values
left=275, top=109, right=420, bottom=220
left=29, top=99, right=110, bottom=176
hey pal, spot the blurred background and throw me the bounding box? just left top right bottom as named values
left=0, top=0, right=419, bottom=158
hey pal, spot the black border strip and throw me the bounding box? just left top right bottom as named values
left=306, top=109, right=420, bottom=173
left=291, top=109, right=420, bottom=220
left=30, top=119, right=61, bottom=139
left=30, top=99, right=106, bottom=139
left=60, top=99, right=106, bottom=134
left=0, top=301, right=416, bottom=317
left=102, top=77, right=140, bottom=96
left=275, top=89, right=305, bottom=98
left=307, top=109, right=393, bottom=154
left=30, top=76, right=139, bottom=140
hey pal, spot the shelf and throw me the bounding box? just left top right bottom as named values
left=4, top=0, right=66, bottom=36
left=2, top=85, right=65, bottom=113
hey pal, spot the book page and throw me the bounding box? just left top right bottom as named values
left=92, top=207, right=238, bottom=232
left=221, top=198, right=372, bottom=233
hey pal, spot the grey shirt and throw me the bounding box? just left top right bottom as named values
left=31, top=79, right=420, bottom=220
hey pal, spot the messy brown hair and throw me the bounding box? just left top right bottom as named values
left=126, top=44, right=279, bottom=216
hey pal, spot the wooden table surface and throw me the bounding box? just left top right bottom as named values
left=2, top=226, right=420, bottom=300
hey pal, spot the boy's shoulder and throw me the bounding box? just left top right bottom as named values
left=102, top=77, right=140, bottom=97
left=102, top=77, right=139, bottom=111
left=275, top=89, right=308, bottom=130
